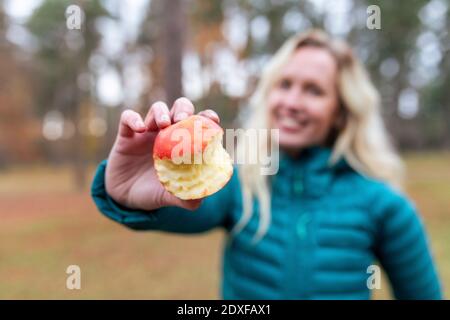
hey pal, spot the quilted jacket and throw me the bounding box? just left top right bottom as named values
left=91, top=146, right=442, bottom=299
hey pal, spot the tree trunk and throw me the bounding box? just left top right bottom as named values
left=162, top=0, right=186, bottom=106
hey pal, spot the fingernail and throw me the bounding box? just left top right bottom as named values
left=134, top=119, right=145, bottom=129
left=207, top=110, right=219, bottom=122
left=160, top=114, right=170, bottom=123
left=175, top=112, right=188, bottom=122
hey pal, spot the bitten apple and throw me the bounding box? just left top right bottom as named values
left=153, top=115, right=233, bottom=200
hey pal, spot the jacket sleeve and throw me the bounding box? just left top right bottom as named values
left=373, top=187, right=443, bottom=299
left=90, top=159, right=237, bottom=233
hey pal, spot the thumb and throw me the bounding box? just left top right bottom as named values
left=161, top=191, right=203, bottom=211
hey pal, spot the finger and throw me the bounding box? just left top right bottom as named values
left=170, top=97, right=195, bottom=123
left=198, top=109, right=220, bottom=124
left=119, top=109, right=146, bottom=137
left=179, top=198, right=203, bottom=211
left=144, top=101, right=171, bottom=131
left=162, top=192, right=203, bottom=211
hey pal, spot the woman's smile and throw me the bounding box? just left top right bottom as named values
left=275, top=114, right=310, bottom=133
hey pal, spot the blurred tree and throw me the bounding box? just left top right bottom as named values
left=188, top=0, right=226, bottom=113
left=163, top=0, right=185, bottom=105
left=421, top=3, right=450, bottom=148
left=26, top=0, right=112, bottom=190
left=138, top=0, right=187, bottom=107
left=137, top=0, right=163, bottom=107
left=2, top=0, right=448, bottom=172
left=0, top=3, right=5, bottom=40
left=359, top=0, right=431, bottom=149
left=0, top=5, right=40, bottom=167
left=239, top=0, right=313, bottom=56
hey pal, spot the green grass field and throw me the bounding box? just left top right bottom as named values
left=1, top=152, right=449, bottom=299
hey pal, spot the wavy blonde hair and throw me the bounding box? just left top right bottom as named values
left=231, top=29, right=404, bottom=244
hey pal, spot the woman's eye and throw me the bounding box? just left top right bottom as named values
left=305, top=84, right=323, bottom=96
left=279, top=79, right=292, bottom=90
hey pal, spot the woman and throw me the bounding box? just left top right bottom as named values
left=91, top=30, right=442, bottom=299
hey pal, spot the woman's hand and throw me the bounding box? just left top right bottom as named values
left=105, top=97, right=220, bottom=211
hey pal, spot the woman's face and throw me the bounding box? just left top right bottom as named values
left=268, top=47, right=340, bottom=153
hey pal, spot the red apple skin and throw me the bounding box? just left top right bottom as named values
left=153, top=115, right=223, bottom=161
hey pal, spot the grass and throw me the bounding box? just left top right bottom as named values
left=0, top=152, right=449, bottom=299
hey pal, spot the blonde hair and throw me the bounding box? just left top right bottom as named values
left=231, top=29, right=404, bottom=244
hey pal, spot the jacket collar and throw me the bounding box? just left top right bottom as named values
left=275, top=146, right=350, bottom=198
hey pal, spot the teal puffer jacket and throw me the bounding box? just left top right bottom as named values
left=91, top=146, right=442, bottom=299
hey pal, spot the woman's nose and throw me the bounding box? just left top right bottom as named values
left=283, top=87, right=304, bottom=111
